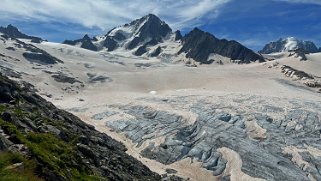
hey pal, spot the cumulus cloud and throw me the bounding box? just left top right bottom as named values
left=0, top=0, right=232, bottom=31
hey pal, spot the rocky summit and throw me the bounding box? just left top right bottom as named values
left=63, top=34, right=98, bottom=51
left=259, top=37, right=320, bottom=54
left=178, top=28, right=264, bottom=64
left=62, top=14, right=264, bottom=65
left=0, top=24, right=43, bottom=43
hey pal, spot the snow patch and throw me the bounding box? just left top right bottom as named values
left=284, top=37, right=299, bottom=51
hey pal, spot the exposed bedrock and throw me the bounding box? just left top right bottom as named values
left=106, top=96, right=321, bottom=180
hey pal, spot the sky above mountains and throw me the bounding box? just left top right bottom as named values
left=0, top=0, right=320, bottom=50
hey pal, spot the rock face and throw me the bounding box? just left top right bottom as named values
left=22, top=52, right=60, bottom=64
left=281, top=65, right=321, bottom=91
left=62, top=14, right=172, bottom=53
left=14, top=39, right=63, bottom=64
left=103, top=14, right=172, bottom=51
left=63, top=14, right=262, bottom=65
left=0, top=32, right=63, bottom=65
left=174, top=30, right=182, bottom=41
left=0, top=24, right=43, bottom=43
left=0, top=74, right=162, bottom=181
left=178, top=28, right=264, bottom=64
left=63, top=34, right=97, bottom=51
left=259, top=37, right=320, bottom=54
left=288, top=48, right=308, bottom=61
left=150, top=46, right=162, bottom=57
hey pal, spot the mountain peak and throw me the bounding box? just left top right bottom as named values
left=7, top=24, right=18, bottom=30
left=0, top=24, right=42, bottom=43
left=259, top=37, right=319, bottom=54
left=192, top=27, right=202, bottom=32
left=63, top=34, right=97, bottom=51
left=104, top=14, right=172, bottom=50
left=83, top=34, right=91, bottom=40
left=143, top=13, right=159, bottom=19
left=179, top=28, right=264, bottom=64
left=174, top=30, right=182, bottom=41
left=0, top=24, right=23, bottom=37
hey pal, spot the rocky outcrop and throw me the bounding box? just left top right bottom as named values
left=259, top=37, right=320, bottom=54
left=0, top=24, right=43, bottom=43
left=133, top=38, right=162, bottom=56
left=150, top=46, right=162, bottom=57
left=13, top=38, right=63, bottom=64
left=281, top=65, right=321, bottom=90
left=0, top=74, right=162, bottom=180
left=103, top=37, right=118, bottom=51
left=63, top=34, right=97, bottom=51
left=174, top=30, right=182, bottom=41
left=51, top=73, right=83, bottom=84
left=134, top=45, right=148, bottom=56
left=23, top=52, right=60, bottom=65
left=281, top=65, right=313, bottom=80
left=288, top=48, right=308, bottom=61
left=178, top=28, right=264, bottom=64
left=0, top=33, right=59, bottom=65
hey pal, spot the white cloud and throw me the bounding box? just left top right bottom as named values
left=275, top=0, right=321, bottom=5
left=0, top=0, right=232, bottom=31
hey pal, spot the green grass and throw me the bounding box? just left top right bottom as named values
left=0, top=118, right=106, bottom=180
left=0, top=152, right=43, bottom=181
left=0, top=104, right=6, bottom=113
left=26, top=132, right=83, bottom=176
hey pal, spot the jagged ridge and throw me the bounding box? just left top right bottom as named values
left=0, top=25, right=43, bottom=43
left=178, top=28, right=264, bottom=64
left=259, top=37, right=320, bottom=54
left=62, top=14, right=264, bottom=64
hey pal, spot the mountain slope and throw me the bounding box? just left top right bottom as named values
left=0, top=25, right=43, bottom=43
left=0, top=74, right=162, bottom=181
left=1, top=24, right=321, bottom=181
left=0, top=32, right=63, bottom=65
left=63, top=14, right=264, bottom=64
left=259, top=37, right=319, bottom=54
left=102, top=14, right=172, bottom=51
left=178, top=28, right=264, bottom=64
left=63, top=34, right=98, bottom=51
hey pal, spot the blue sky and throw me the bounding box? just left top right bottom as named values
left=0, top=0, right=320, bottom=51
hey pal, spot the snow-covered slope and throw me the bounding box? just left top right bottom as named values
left=1, top=27, right=321, bottom=181
left=63, top=14, right=264, bottom=64
left=259, top=37, right=320, bottom=54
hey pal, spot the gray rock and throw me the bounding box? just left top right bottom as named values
left=63, top=34, right=98, bottom=51
left=0, top=24, right=43, bottom=42
left=150, top=46, right=162, bottom=57
left=259, top=37, right=319, bottom=54
left=178, top=28, right=264, bottom=64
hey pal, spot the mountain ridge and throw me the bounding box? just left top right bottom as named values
left=178, top=28, right=264, bottom=64
left=0, top=24, right=43, bottom=43
left=62, top=14, right=264, bottom=64
left=259, top=37, right=320, bottom=54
